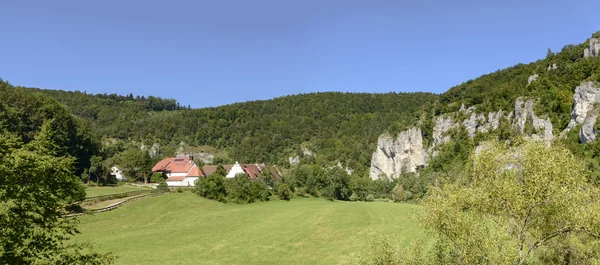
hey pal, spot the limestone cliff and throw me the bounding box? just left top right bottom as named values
left=584, top=38, right=600, bottom=58
left=369, top=128, right=425, bottom=179
left=368, top=83, right=600, bottom=179
left=564, top=81, right=600, bottom=143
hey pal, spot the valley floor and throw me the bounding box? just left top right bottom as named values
left=75, top=193, right=430, bottom=265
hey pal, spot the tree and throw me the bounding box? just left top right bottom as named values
left=418, top=140, right=600, bottom=264
left=196, top=174, right=227, bottom=202
left=215, top=164, right=227, bottom=177
left=324, top=167, right=352, bottom=200
left=118, top=148, right=152, bottom=183
left=226, top=174, right=252, bottom=203
left=0, top=125, right=113, bottom=264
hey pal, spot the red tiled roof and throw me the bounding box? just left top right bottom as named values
left=202, top=165, right=217, bottom=176
left=167, top=176, right=185, bottom=181
left=241, top=164, right=261, bottom=180
left=152, top=158, right=175, bottom=172
left=152, top=157, right=194, bottom=173
left=201, top=165, right=233, bottom=176
left=188, top=166, right=201, bottom=177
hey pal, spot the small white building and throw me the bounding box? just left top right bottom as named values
left=110, top=166, right=127, bottom=181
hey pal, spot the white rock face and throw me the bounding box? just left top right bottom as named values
left=528, top=74, right=539, bottom=85
left=369, top=128, right=426, bottom=180
left=288, top=156, right=300, bottom=165
left=369, top=81, right=600, bottom=178
left=463, top=113, right=487, bottom=137
left=547, top=64, right=557, bottom=71
left=195, top=152, right=215, bottom=164
left=301, top=147, right=316, bottom=157
left=580, top=109, right=598, bottom=143
left=563, top=81, right=600, bottom=142
left=584, top=38, right=600, bottom=58
left=513, top=98, right=553, bottom=141
left=150, top=143, right=160, bottom=158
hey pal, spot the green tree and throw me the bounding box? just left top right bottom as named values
left=419, top=140, right=600, bottom=264
left=0, top=125, right=114, bottom=264
left=226, top=174, right=252, bottom=203
left=196, top=174, right=227, bottom=202
left=118, top=148, right=152, bottom=183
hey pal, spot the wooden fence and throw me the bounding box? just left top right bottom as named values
left=65, top=192, right=166, bottom=218
left=82, top=189, right=155, bottom=205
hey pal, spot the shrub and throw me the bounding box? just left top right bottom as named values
left=276, top=182, right=292, bottom=201
left=402, top=190, right=414, bottom=201
left=366, top=194, right=375, bottom=202
left=349, top=193, right=359, bottom=201
left=225, top=174, right=252, bottom=203
left=150, top=172, right=164, bottom=183
left=250, top=181, right=271, bottom=202
left=196, top=174, right=227, bottom=202
left=392, top=184, right=404, bottom=202
left=357, top=235, right=399, bottom=265
left=156, top=181, right=169, bottom=192
left=176, top=187, right=184, bottom=193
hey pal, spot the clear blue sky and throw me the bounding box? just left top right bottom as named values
left=1, top=0, right=599, bottom=108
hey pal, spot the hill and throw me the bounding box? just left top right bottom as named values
left=19, top=85, right=436, bottom=174
left=369, top=31, right=600, bottom=186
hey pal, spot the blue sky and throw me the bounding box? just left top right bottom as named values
left=1, top=0, right=599, bottom=108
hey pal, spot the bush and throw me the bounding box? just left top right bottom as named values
left=276, top=182, right=292, bottom=201
left=250, top=181, right=271, bottom=202
left=196, top=174, right=227, bottom=202
left=402, top=190, right=414, bottom=201
left=350, top=193, right=359, bottom=201
left=366, top=194, right=375, bottom=202
left=357, top=235, right=399, bottom=265
left=156, top=181, right=169, bottom=192
left=225, top=174, right=253, bottom=203
left=150, top=172, right=164, bottom=183
left=176, top=187, right=184, bottom=193
left=392, top=184, right=404, bottom=202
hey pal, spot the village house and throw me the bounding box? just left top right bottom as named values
left=152, top=158, right=281, bottom=187
left=110, top=166, right=127, bottom=181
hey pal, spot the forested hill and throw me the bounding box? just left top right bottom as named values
left=13, top=83, right=436, bottom=174
left=367, top=31, right=600, bottom=185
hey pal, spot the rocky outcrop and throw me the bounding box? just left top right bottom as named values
left=150, top=143, right=160, bottom=158
left=194, top=152, right=214, bottom=163
left=513, top=98, right=553, bottom=141
left=563, top=81, right=600, bottom=142
left=369, top=128, right=426, bottom=180
left=288, top=156, right=300, bottom=165
left=369, top=81, right=600, bottom=179
left=528, top=74, right=539, bottom=85
left=584, top=38, right=600, bottom=58
left=332, top=162, right=354, bottom=175
left=463, top=113, right=486, bottom=137
left=301, top=147, right=316, bottom=157
left=580, top=109, right=598, bottom=143
left=547, top=63, right=557, bottom=71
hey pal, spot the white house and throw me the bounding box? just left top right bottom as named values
left=152, top=157, right=201, bottom=187
left=110, top=166, right=127, bottom=181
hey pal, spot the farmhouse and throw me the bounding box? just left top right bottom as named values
left=152, top=157, right=200, bottom=186
left=152, top=158, right=281, bottom=186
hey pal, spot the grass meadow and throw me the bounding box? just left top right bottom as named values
left=75, top=192, right=431, bottom=265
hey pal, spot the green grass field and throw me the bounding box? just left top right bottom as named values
left=75, top=192, right=431, bottom=265
left=85, top=185, right=151, bottom=198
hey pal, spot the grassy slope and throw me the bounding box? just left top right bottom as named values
left=75, top=193, right=430, bottom=265
left=85, top=185, right=150, bottom=198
